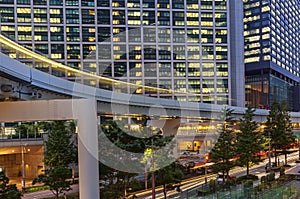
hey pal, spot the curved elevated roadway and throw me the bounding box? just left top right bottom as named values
left=1, top=34, right=300, bottom=121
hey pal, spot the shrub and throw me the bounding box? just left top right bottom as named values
left=266, top=172, right=275, bottom=182
left=209, top=179, right=216, bottom=192
left=198, top=189, right=210, bottom=196
left=243, top=180, right=253, bottom=188
left=268, top=172, right=275, bottom=181
left=237, top=174, right=258, bottom=183
left=270, top=166, right=282, bottom=172
left=225, top=178, right=237, bottom=187
left=25, top=185, right=50, bottom=193
left=279, top=167, right=285, bottom=176
left=253, top=186, right=260, bottom=195
left=261, top=176, right=266, bottom=183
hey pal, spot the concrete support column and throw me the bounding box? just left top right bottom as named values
left=73, top=99, right=99, bottom=199
left=0, top=99, right=100, bottom=199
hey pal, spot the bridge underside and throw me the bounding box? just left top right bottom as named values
left=0, top=99, right=99, bottom=199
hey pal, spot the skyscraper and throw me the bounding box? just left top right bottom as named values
left=0, top=0, right=244, bottom=106
left=244, top=0, right=300, bottom=110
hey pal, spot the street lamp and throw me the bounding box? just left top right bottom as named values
left=151, top=139, right=155, bottom=199
left=268, top=131, right=271, bottom=166
left=204, top=154, right=209, bottom=184
left=21, top=143, right=28, bottom=192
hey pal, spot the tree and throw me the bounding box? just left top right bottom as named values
left=210, top=107, right=236, bottom=182
left=0, top=171, right=21, bottom=199
left=236, top=107, right=263, bottom=175
left=99, top=119, right=175, bottom=198
left=33, top=121, right=77, bottom=198
left=265, top=102, right=295, bottom=165
left=33, top=166, right=71, bottom=199
left=155, top=162, right=183, bottom=199
left=14, top=122, right=43, bottom=138
left=44, top=121, right=77, bottom=167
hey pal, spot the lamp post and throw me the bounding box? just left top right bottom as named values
left=298, top=136, right=300, bottom=161
left=268, top=131, right=271, bottom=166
left=205, top=154, right=209, bottom=184
left=21, top=143, right=28, bottom=192
left=21, top=145, right=25, bottom=191
left=151, top=139, right=155, bottom=199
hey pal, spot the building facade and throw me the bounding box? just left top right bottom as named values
left=0, top=0, right=244, bottom=106
left=244, top=0, right=300, bottom=110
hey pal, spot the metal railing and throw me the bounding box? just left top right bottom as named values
left=170, top=179, right=300, bottom=199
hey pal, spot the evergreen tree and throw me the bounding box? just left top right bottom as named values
left=99, top=119, right=175, bottom=198
left=281, top=103, right=295, bottom=165
left=210, top=107, right=236, bottom=182
left=33, top=166, right=71, bottom=199
left=0, top=171, right=21, bottom=199
left=265, top=102, right=295, bottom=165
left=155, top=162, right=183, bottom=199
left=33, top=121, right=77, bottom=198
left=44, top=121, right=77, bottom=167
left=236, top=107, right=263, bottom=175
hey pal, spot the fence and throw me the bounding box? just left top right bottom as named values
left=170, top=180, right=300, bottom=199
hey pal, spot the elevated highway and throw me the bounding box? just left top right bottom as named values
left=1, top=40, right=300, bottom=122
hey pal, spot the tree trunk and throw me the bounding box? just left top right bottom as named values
left=55, top=190, right=59, bottom=199
left=124, top=181, right=127, bottom=198
left=284, top=150, right=287, bottom=165
left=274, top=149, right=277, bottom=166
left=163, top=184, right=167, bottom=199
left=246, top=162, right=249, bottom=176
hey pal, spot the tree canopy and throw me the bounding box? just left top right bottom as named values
left=265, top=102, right=295, bottom=165
left=236, top=107, right=263, bottom=175
left=0, top=171, right=21, bottom=199
left=155, top=161, right=183, bottom=199
left=210, top=107, right=236, bottom=181
left=33, top=121, right=77, bottom=198
left=99, top=119, right=176, bottom=198
left=44, top=121, right=77, bottom=167
left=33, top=166, right=71, bottom=199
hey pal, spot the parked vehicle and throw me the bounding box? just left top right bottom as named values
left=216, top=173, right=236, bottom=183
left=265, top=162, right=276, bottom=172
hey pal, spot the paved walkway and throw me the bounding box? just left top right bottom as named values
left=286, top=162, right=300, bottom=175
left=22, top=184, right=79, bottom=199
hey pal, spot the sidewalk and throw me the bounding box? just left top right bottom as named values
left=286, top=162, right=300, bottom=175
left=22, top=184, right=79, bottom=199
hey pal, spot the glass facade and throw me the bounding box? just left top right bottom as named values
left=244, top=0, right=300, bottom=110
left=0, top=0, right=231, bottom=105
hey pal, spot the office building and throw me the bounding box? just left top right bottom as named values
left=0, top=0, right=244, bottom=106
left=244, top=0, right=300, bottom=110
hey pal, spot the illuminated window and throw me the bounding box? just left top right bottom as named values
left=261, top=5, right=270, bottom=12
left=17, top=8, right=31, bottom=13
left=245, top=57, right=260, bottom=63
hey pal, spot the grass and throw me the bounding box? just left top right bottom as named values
left=25, top=185, right=50, bottom=193
left=44, top=192, right=79, bottom=199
